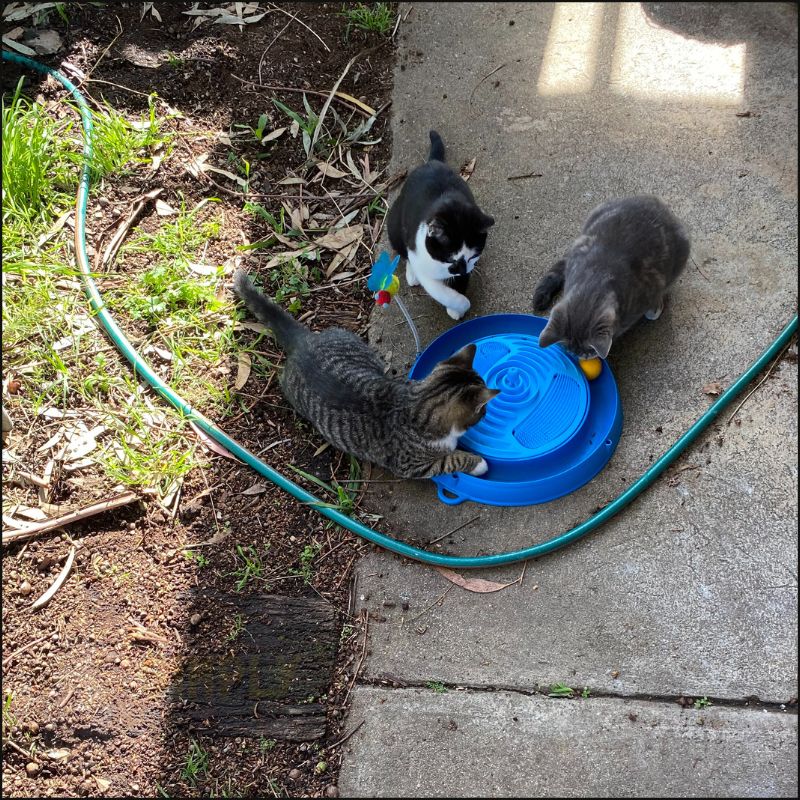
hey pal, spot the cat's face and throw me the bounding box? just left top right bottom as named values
left=424, top=344, right=501, bottom=430
left=425, top=199, right=494, bottom=276
left=538, top=300, right=616, bottom=360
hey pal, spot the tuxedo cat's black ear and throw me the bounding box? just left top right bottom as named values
left=538, top=307, right=565, bottom=349
left=479, top=213, right=495, bottom=231
left=444, top=343, right=477, bottom=369
left=427, top=217, right=447, bottom=241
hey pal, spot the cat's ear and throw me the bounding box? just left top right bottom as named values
left=538, top=307, right=565, bottom=349
left=445, top=343, right=477, bottom=369
left=479, top=213, right=495, bottom=231
left=477, top=387, right=501, bottom=408
left=427, top=217, right=447, bottom=241
left=590, top=334, right=613, bottom=360
left=590, top=305, right=616, bottom=359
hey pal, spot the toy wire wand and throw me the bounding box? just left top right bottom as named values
left=367, top=251, right=422, bottom=355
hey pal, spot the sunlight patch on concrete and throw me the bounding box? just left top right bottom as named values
left=610, top=3, right=745, bottom=104
left=537, top=2, right=605, bottom=96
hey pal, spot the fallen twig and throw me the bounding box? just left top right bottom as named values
left=726, top=341, right=792, bottom=425
left=2, top=634, right=49, bottom=670
left=428, top=514, right=481, bottom=545
left=2, top=491, right=139, bottom=545
left=32, top=546, right=76, bottom=610
left=268, top=2, right=330, bottom=52
left=407, top=585, right=454, bottom=624
left=469, top=63, right=506, bottom=107
left=507, top=172, right=543, bottom=181
left=96, top=188, right=163, bottom=271
left=326, top=719, right=365, bottom=751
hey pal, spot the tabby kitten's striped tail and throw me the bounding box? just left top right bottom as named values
left=233, top=269, right=307, bottom=352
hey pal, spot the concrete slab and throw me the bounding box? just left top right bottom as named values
left=354, top=1, right=798, bottom=702
left=338, top=687, right=798, bottom=798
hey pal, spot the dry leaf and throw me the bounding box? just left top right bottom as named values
left=22, top=28, right=62, bottom=54
left=435, top=567, right=517, bottom=593
left=460, top=157, right=477, bottom=181
left=155, top=198, right=175, bottom=216
left=331, top=271, right=355, bottom=282
left=262, top=126, right=286, bottom=143
left=241, top=482, right=268, bottom=496
left=204, top=164, right=247, bottom=187
left=234, top=352, right=251, bottom=390
left=316, top=162, right=349, bottom=180
left=189, top=421, right=242, bottom=462
left=315, top=225, right=363, bottom=251
left=235, top=321, right=268, bottom=334
left=313, top=442, right=330, bottom=456
left=276, top=175, right=305, bottom=186
left=187, top=262, right=218, bottom=276
left=2, top=34, right=35, bottom=55
left=36, top=210, right=73, bottom=250
left=184, top=152, right=209, bottom=178
left=702, top=381, right=724, bottom=397
left=121, top=43, right=162, bottom=68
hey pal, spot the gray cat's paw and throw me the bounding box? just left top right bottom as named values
left=470, top=458, right=489, bottom=476
left=645, top=305, right=663, bottom=320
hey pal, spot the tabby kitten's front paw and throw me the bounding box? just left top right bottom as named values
left=470, top=457, right=489, bottom=476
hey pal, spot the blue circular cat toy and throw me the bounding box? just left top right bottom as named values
left=408, top=314, right=623, bottom=507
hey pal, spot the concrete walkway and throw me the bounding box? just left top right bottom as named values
left=339, top=3, right=798, bottom=796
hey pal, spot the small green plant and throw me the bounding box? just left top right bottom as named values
left=694, top=696, right=712, bottom=709
left=184, top=550, right=210, bottom=568
left=225, top=613, right=245, bottom=642
left=230, top=544, right=267, bottom=592
left=341, top=3, right=395, bottom=37
left=181, top=738, right=210, bottom=786
left=548, top=683, right=575, bottom=698
left=272, top=96, right=318, bottom=157
left=259, top=736, right=277, bottom=754
left=581, top=686, right=590, bottom=699
left=2, top=691, right=16, bottom=741
left=340, top=624, right=354, bottom=643
left=288, top=458, right=359, bottom=519
left=166, top=52, right=185, bottom=68
left=292, top=542, right=322, bottom=585
left=426, top=681, right=447, bottom=694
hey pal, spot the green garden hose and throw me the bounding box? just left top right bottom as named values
left=4, top=50, right=797, bottom=568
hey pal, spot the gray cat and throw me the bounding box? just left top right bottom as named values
left=532, top=195, right=690, bottom=359
left=233, top=270, right=499, bottom=479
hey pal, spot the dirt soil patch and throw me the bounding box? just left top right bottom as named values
left=2, top=3, right=401, bottom=797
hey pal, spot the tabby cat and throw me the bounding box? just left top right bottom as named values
left=233, top=270, right=499, bottom=478
left=532, top=195, right=690, bottom=360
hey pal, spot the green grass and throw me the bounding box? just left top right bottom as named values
left=259, top=736, right=277, bottom=754
left=2, top=691, right=16, bottom=742
left=694, top=696, right=712, bottom=709
left=272, top=96, right=317, bottom=158
left=225, top=613, right=245, bottom=642
left=548, top=683, right=575, bottom=698
left=229, top=544, right=268, bottom=592
left=289, top=457, right=360, bottom=518
left=581, top=686, right=590, bottom=699
left=1, top=80, right=222, bottom=501
left=181, top=739, right=210, bottom=786
left=426, top=681, right=447, bottom=694
left=341, top=3, right=395, bottom=36
left=292, top=542, right=322, bottom=585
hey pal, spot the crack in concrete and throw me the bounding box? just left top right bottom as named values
left=358, top=675, right=798, bottom=714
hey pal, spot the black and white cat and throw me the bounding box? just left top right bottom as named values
left=387, top=131, right=495, bottom=320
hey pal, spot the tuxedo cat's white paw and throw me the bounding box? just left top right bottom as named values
left=406, top=263, right=420, bottom=287
left=447, top=298, right=470, bottom=320
left=470, top=458, right=489, bottom=476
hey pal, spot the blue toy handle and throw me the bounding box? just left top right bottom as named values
left=437, top=485, right=466, bottom=505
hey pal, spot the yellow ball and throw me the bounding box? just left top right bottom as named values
left=386, top=274, right=400, bottom=296
left=579, top=357, right=603, bottom=380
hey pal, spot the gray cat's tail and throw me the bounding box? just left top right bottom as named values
left=427, top=130, right=446, bottom=162
left=233, top=269, right=307, bottom=352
